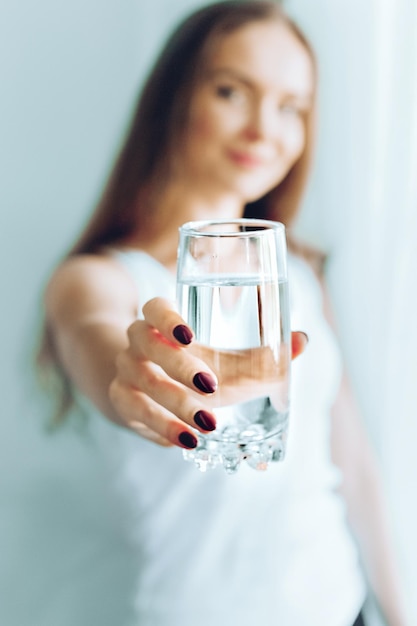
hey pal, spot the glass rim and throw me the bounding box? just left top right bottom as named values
left=179, top=218, right=285, bottom=237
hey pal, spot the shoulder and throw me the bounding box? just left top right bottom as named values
left=288, top=238, right=340, bottom=333
left=287, top=234, right=327, bottom=280
left=45, top=253, right=139, bottom=325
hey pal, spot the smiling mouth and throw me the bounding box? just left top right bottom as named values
left=227, top=150, right=267, bottom=169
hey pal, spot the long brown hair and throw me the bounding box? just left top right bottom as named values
left=38, top=0, right=317, bottom=423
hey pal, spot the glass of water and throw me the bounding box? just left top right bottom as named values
left=177, top=218, right=291, bottom=474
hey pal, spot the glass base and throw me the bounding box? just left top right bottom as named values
left=182, top=430, right=287, bottom=474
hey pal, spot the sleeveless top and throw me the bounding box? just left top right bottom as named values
left=7, top=249, right=366, bottom=626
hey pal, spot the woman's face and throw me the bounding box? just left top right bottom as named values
left=180, top=19, right=314, bottom=204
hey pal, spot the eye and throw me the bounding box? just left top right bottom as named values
left=215, top=83, right=247, bottom=104
left=279, top=104, right=299, bottom=115
left=278, top=102, right=308, bottom=117
left=216, top=84, right=236, bottom=98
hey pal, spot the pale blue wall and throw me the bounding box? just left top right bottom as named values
left=1, top=0, right=139, bottom=421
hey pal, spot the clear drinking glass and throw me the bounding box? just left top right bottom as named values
left=177, top=218, right=291, bottom=474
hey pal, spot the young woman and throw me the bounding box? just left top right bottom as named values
left=39, top=2, right=406, bottom=625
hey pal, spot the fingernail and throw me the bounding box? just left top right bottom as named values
left=193, top=372, right=217, bottom=394
left=173, top=324, right=193, bottom=345
left=194, top=410, right=216, bottom=431
left=298, top=331, right=309, bottom=343
left=178, top=431, right=198, bottom=449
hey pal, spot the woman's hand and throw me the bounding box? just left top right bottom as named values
left=109, top=297, right=308, bottom=450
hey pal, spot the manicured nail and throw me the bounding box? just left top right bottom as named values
left=194, top=410, right=216, bottom=431
left=193, top=372, right=217, bottom=394
left=297, top=331, right=309, bottom=343
left=178, top=431, right=198, bottom=449
left=173, top=324, right=193, bottom=345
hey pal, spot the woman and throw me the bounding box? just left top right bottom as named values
left=39, top=2, right=406, bottom=625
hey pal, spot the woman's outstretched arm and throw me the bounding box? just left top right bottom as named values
left=45, top=254, right=307, bottom=449
left=45, top=255, right=218, bottom=448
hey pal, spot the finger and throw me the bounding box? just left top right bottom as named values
left=109, top=377, right=201, bottom=449
left=291, top=331, right=309, bottom=359
left=127, top=320, right=218, bottom=395
left=142, top=297, right=194, bottom=346
left=128, top=422, right=173, bottom=447
left=188, top=342, right=289, bottom=409
left=109, top=376, right=171, bottom=444
left=115, top=350, right=217, bottom=432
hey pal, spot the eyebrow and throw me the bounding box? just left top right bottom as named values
left=205, top=67, right=253, bottom=88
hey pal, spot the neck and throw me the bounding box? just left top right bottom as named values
left=124, top=182, right=246, bottom=270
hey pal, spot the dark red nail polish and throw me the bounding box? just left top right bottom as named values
left=178, top=431, right=198, bottom=449
left=173, top=324, right=193, bottom=345
left=193, top=372, right=217, bottom=394
left=194, top=410, right=216, bottom=431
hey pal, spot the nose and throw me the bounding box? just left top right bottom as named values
left=243, top=101, right=278, bottom=142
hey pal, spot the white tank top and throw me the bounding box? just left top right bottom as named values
left=82, top=248, right=366, bottom=625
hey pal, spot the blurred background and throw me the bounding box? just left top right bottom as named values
left=1, top=0, right=416, bottom=624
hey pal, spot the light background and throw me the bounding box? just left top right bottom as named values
left=1, top=0, right=416, bottom=624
